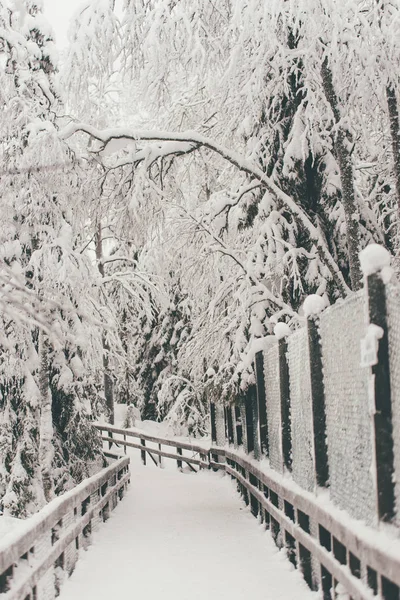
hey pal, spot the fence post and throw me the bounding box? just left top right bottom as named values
left=242, top=387, right=256, bottom=455
left=210, top=402, right=217, bottom=444
left=226, top=406, right=234, bottom=444
left=234, top=404, right=242, bottom=447
left=140, top=439, right=147, bottom=466
left=255, top=350, right=269, bottom=456
left=305, top=298, right=329, bottom=488
left=360, top=245, right=396, bottom=522
left=278, top=337, right=292, bottom=471
left=250, top=380, right=261, bottom=460
left=210, top=401, right=219, bottom=468
left=177, top=447, right=183, bottom=470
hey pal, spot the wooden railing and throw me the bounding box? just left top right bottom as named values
left=97, top=424, right=400, bottom=600
left=215, top=448, right=400, bottom=600
left=96, top=424, right=209, bottom=471
left=0, top=455, right=130, bottom=600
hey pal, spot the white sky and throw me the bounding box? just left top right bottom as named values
left=42, top=0, right=86, bottom=49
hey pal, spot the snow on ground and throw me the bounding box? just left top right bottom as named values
left=60, top=451, right=318, bottom=600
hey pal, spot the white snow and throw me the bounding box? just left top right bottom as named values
left=0, top=515, right=24, bottom=537
left=274, top=322, right=291, bottom=340
left=380, top=266, right=394, bottom=284
left=303, top=294, right=326, bottom=318
left=359, top=244, right=391, bottom=276
left=59, top=454, right=317, bottom=600
left=366, top=323, right=384, bottom=342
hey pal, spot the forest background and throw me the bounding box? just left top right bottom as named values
left=0, top=0, right=399, bottom=517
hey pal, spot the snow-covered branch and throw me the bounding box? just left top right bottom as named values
left=61, top=122, right=350, bottom=295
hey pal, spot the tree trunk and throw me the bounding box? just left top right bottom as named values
left=320, top=57, right=362, bottom=291
left=95, top=222, right=115, bottom=424
left=38, top=330, right=54, bottom=503
left=386, top=84, right=400, bottom=219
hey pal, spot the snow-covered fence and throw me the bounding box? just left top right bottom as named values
left=212, top=245, right=400, bottom=598
left=0, top=456, right=130, bottom=600
left=221, top=246, right=399, bottom=523
left=93, top=421, right=400, bottom=599
left=96, top=424, right=209, bottom=471
left=209, top=446, right=400, bottom=600
left=319, top=291, right=376, bottom=524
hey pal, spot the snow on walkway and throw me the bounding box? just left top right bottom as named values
left=60, top=456, right=318, bottom=600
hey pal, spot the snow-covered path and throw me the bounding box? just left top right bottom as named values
left=60, top=456, right=318, bottom=600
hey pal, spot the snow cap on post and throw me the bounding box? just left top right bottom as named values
left=274, top=322, right=291, bottom=340
left=303, top=294, right=326, bottom=318
left=359, top=244, right=393, bottom=282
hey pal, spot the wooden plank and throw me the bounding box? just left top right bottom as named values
left=0, top=468, right=130, bottom=580
left=96, top=424, right=208, bottom=454
left=100, top=436, right=206, bottom=468
left=220, top=447, right=400, bottom=588
left=226, top=465, right=371, bottom=600
left=3, top=471, right=131, bottom=600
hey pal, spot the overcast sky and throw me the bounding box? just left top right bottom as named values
left=42, top=0, right=86, bottom=49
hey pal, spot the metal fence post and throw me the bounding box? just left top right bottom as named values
left=226, top=405, right=234, bottom=444
left=243, top=386, right=256, bottom=455
left=255, top=350, right=269, bottom=456
left=234, top=404, right=242, bottom=447
left=307, top=317, right=329, bottom=487
left=210, top=402, right=217, bottom=444
left=366, top=271, right=396, bottom=521
left=249, top=380, right=261, bottom=460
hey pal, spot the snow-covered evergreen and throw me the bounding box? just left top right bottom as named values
left=2, top=0, right=400, bottom=513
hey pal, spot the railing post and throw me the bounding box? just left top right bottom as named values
left=177, top=447, right=183, bottom=470
left=255, top=350, right=268, bottom=456
left=140, top=439, right=147, bottom=466
left=304, top=297, right=329, bottom=488
left=210, top=401, right=219, bottom=468
left=158, top=443, right=162, bottom=468
left=360, top=245, right=396, bottom=522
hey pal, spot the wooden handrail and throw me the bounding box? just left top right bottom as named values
left=96, top=423, right=209, bottom=454
left=99, top=435, right=208, bottom=468
left=95, top=425, right=400, bottom=598
left=0, top=456, right=130, bottom=599
left=96, top=424, right=210, bottom=472
left=211, top=445, right=400, bottom=599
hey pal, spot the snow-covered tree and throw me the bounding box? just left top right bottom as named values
left=58, top=0, right=400, bottom=434
left=0, top=0, right=104, bottom=517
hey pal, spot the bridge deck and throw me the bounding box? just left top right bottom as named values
left=60, top=454, right=317, bottom=599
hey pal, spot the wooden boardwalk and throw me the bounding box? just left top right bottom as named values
left=59, top=454, right=317, bottom=600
